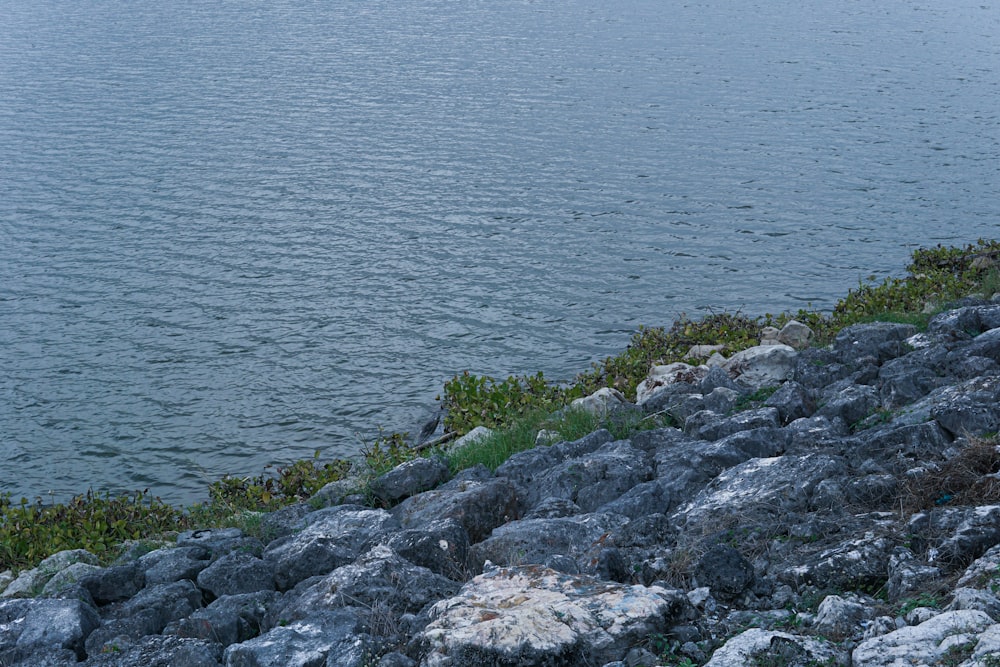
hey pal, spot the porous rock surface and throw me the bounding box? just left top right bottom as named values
left=9, top=301, right=1000, bottom=665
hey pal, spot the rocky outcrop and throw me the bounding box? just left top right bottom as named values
left=11, top=300, right=1000, bottom=665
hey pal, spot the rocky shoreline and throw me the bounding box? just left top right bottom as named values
left=7, top=299, right=1000, bottom=666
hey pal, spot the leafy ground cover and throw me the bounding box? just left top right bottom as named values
left=3, top=239, right=999, bottom=574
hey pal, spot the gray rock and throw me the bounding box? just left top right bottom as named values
left=0, top=598, right=99, bottom=662
left=196, top=551, right=275, bottom=600
left=833, top=322, right=918, bottom=365
left=390, top=476, right=521, bottom=544
left=928, top=304, right=1000, bottom=338
left=514, top=439, right=651, bottom=513
left=140, top=546, right=211, bottom=586
left=703, top=387, right=740, bottom=415
left=523, top=497, right=583, bottom=519
left=852, top=609, right=994, bottom=667
left=495, top=429, right=615, bottom=489
left=467, top=512, right=630, bottom=576
left=909, top=505, right=1000, bottom=568
left=691, top=407, right=781, bottom=441
left=418, top=565, right=694, bottom=667
left=722, top=345, right=798, bottom=388
left=894, top=375, right=1000, bottom=437
left=703, top=628, right=847, bottom=667
left=778, top=320, right=814, bottom=349
left=263, top=506, right=397, bottom=590
left=878, top=356, right=947, bottom=409
left=84, top=580, right=204, bottom=656
left=165, top=591, right=279, bottom=647
left=84, top=635, right=223, bottom=667
left=780, top=533, right=893, bottom=592
left=2, top=549, right=99, bottom=599
left=814, top=593, right=874, bottom=640
left=80, top=561, right=146, bottom=605
left=177, top=528, right=260, bottom=560
left=273, top=545, right=458, bottom=625
left=693, top=545, right=753, bottom=600
left=699, top=366, right=740, bottom=395
left=958, top=544, right=1000, bottom=588
left=369, top=456, right=450, bottom=505
left=886, top=548, right=942, bottom=603
left=223, top=608, right=368, bottom=667
left=379, top=518, right=470, bottom=581
left=945, top=587, right=1000, bottom=621
left=816, top=384, right=881, bottom=428
left=40, top=562, right=103, bottom=597
left=673, top=454, right=848, bottom=533
left=764, top=381, right=816, bottom=424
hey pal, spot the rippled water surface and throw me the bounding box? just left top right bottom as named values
left=2, top=0, right=999, bottom=504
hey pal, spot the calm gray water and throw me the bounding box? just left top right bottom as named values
left=2, top=0, right=999, bottom=505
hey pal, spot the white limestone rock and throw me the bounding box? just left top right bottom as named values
left=635, top=363, right=709, bottom=405
left=703, top=628, right=845, bottom=667
left=852, top=609, right=995, bottom=667
left=418, top=565, right=692, bottom=667
left=570, top=387, right=627, bottom=417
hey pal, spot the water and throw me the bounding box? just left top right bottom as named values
left=1, top=0, right=998, bottom=505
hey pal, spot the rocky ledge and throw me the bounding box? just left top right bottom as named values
left=9, top=300, right=1000, bottom=666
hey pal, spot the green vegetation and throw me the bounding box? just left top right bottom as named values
left=2, top=239, right=999, bottom=576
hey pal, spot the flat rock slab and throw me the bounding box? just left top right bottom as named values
left=418, top=565, right=692, bottom=667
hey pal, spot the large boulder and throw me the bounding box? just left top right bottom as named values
left=704, top=628, right=847, bottom=667
left=417, top=565, right=694, bottom=667
left=369, top=456, right=451, bottom=506
left=833, top=322, right=918, bottom=365
left=0, top=598, right=99, bottom=663
left=263, top=506, right=397, bottom=590
left=223, top=608, right=368, bottom=667
left=390, top=475, right=521, bottom=545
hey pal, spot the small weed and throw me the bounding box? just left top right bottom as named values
left=936, top=639, right=977, bottom=666
left=897, top=592, right=943, bottom=616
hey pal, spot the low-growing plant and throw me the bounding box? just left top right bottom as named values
left=206, top=451, right=351, bottom=514
left=897, top=592, right=943, bottom=616
left=0, top=490, right=187, bottom=572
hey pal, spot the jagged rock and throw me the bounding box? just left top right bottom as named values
left=699, top=366, right=740, bottom=395
left=894, top=375, right=1000, bottom=437
left=959, top=545, right=1000, bottom=588
left=370, top=456, right=451, bottom=505
left=703, top=628, right=847, bottom=667
left=833, top=322, right=918, bottom=365
left=673, top=454, right=848, bottom=533
left=84, top=580, right=204, bottom=656
left=909, top=506, right=1000, bottom=569
left=448, top=426, right=494, bottom=451
left=852, top=609, right=995, bottom=667
left=84, top=635, right=223, bottom=667
left=928, top=304, right=1000, bottom=339
left=2, top=549, right=99, bottom=598
left=0, top=598, right=99, bottom=662
left=814, top=593, right=875, bottom=640
left=80, top=562, right=146, bottom=605
left=263, top=505, right=397, bottom=590
left=511, top=439, right=651, bottom=513
left=878, top=356, right=948, bottom=408
left=722, top=344, right=797, bottom=388
left=570, top=387, right=629, bottom=416
left=466, top=512, right=630, bottom=575
left=140, top=546, right=212, bottom=586
left=780, top=532, right=893, bottom=592
left=273, top=545, right=458, bottom=625
left=853, top=421, right=952, bottom=470
left=816, top=384, right=881, bottom=427
left=177, top=528, right=258, bottom=559
left=196, top=552, right=275, bottom=600
left=165, top=591, right=278, bottom=647
left=222, top=608, right=368, bottom=667
left=945, top=587, right=1000, bottom=621
left=763, top=381, right=816, bottom=424
left=418, top=565, right=694, bottom=667
left=886, top=548, right=942, bottom=602
left=379, top=519, right=471, bottom=581
left=255, top=503, right=313, bottom=541
left=690, top=406, right=781, bottom=440
left=390, top=475, right=520, bottom=545
left=524, top=497, right=583, bottom=520
left=693, top=545, right=753, bottom=600
left=496, top=430, right=615, bottom=489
